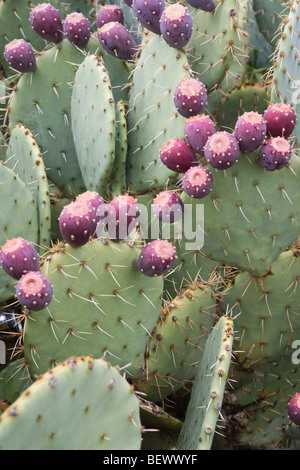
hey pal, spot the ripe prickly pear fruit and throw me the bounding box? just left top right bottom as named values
left=106, top=195, right=140, bottom=242
left=160, top=138, right=197, bottom=173
left=204, top=131, right=240, bottom=170
left=133, top=239, right=177, bottom=276
left=174, top=78, right=207, bottom=118
left=234, top=111, right=267, bottom=153
left=63, top=12, right=91, bottom=48
left=160, top=3, right=193, bottom=49
left=29, top=3, right=63, bottom=43
left=184, top=114, right=216, bottom=155
left=258, top=136, right=292, bottom=171
left=132, top=0, right=165, bottom=35
left=16, top=271, right=53, bottom=311
left=185, top=0, right=215, bottom=11
left=263, top=103, right=296, bottom=138
left=96, top=5, right=124, bottom=28
left=0, top=238, right=39, bottom=280
left=58, top=201, right=97, bottom=247
left=182, top=165, right=213, bottom=198
left=75, top=191, right=105, bottom=223
left=287, top=393, right=300, bottom=426
left=4, top=39, right=36, bottom=73
left=152, top=191, right=184, bottom=223
left=98, top=22, right=139, bottom=61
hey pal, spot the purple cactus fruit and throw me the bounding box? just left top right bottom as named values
left=287, top=393, right=300, bottom=426
left=106, top=195, right=140, bottom=242
left=96, top=5, right=124, bottom=28
left=133, top=239, right=177, bottom=277
left=160, top=3, right=193, bottom=49
left=204, top=131, right=240, bottom=170
left=174, top=78, right=207, bottom=118
left=160, top=138, right=197, bottom=173
left=123, top=0, right=133, bottom=6
left=4, top=39, right=36, bottom=73
left=132, top=0, right=165, bottom=35
left=263, top=102, right=297, bottom=138
left=184, top=114, right=216, bottom=155
left=98, top=22, right=139, bottom=61
left=185, top=0, right=215, bottom=11
left=63, top=12, right=91, bottom=48
left=75, top=191, right=106, bottom=223
left=0, top=238, right=39, bottom=280
left=16, top=271, right=53, bottom=311
left=182, top=165, right=213, bottom=198
left=258, top=136, right=292, bottom=171
left=58, top=201, right=97, bottom=247
left=234, top=111, right=267, bottom=153
left=29, top=3, right=63, bottom=43
left=152, top=191, right=184, bottom=223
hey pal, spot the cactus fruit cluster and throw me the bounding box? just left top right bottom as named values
left=0, top=0, right=299, bottom=451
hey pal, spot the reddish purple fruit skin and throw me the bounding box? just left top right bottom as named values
left=258, top=137, right=292, bottom=171
left=184, top=114, right=216, bottom=155
left=234, top=112, right=267, bottom=153
left=132, top=0, right=165, bottom=35
left=185, top=0, right=215, bottom=11
left=182, top=165, right=213, bottom=198
left=96, top=5, right=124, bottom=28
left=287, top=393, right=300, bottom=426
left=63, top=12, right=91, bottom=48
left=160, top=3, right=193, bottom=49
left=58, top=201, right=98, bottom=247
left=75, top=191, right=105, bottom=223
left=133, top=239, right=177, bottom=277
left=263, top=103, right=297, bottom=138
left=30, top=3, right=63, bottom=43
left=0, top=238, right=39, bottom=280
left=160, top=138, right=197, bottom=173
left=98, top=22, right=139, bottom=60
left=106, top=195, right=140, bottom=242
left=204, top=131, right=240, bottom=170
left=152, top=191, right=184, bottom=223
left=4, top=39, right=36, bottom=73
left=174, top=78, right=207, bottom=118
left=16, top=271, right=53, bottom=311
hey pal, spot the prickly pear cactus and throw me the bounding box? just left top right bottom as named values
left=0, top=356, right=142, bottom=450
left=0, top=0, right=299, bottom=452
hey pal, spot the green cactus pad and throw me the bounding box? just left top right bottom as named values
left=71, top=54, right=116, bottom=197
left=187, top=0, right=250, bottom=91
left=177, top=316, right=234, bottom=450
left=270, top=0, right=300, bottom=147
left=6, top=124, right=51, bottom=251
left=126, top=35, right=190, bottom=193
left=253, top=0, right=289, bottom=47
left=0, top=359, right=32, bottom=405
left=0, top=356, right=142, bottom=450
left=232, top=352, right=299, bottom=448
left=133, top=282, right=217, bottom=402
left=222, top=249, right=300, bottom=366
left=164, top=240, right=223, bottom=300
left=23, top=239, right=163, bottom=377
left=9, top=37, right=129, bottom=194
left=110, top=100, right=128, bottom=197
left=181, top=151, right=300, bottom=276
left=215, top=84, right=268, bottom=131
left=0, top=162, right=39, bottom=302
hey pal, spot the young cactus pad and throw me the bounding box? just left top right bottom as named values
left=71, top=54, right=116, bottom=197
left=177, top=316, right=234, bottom=450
